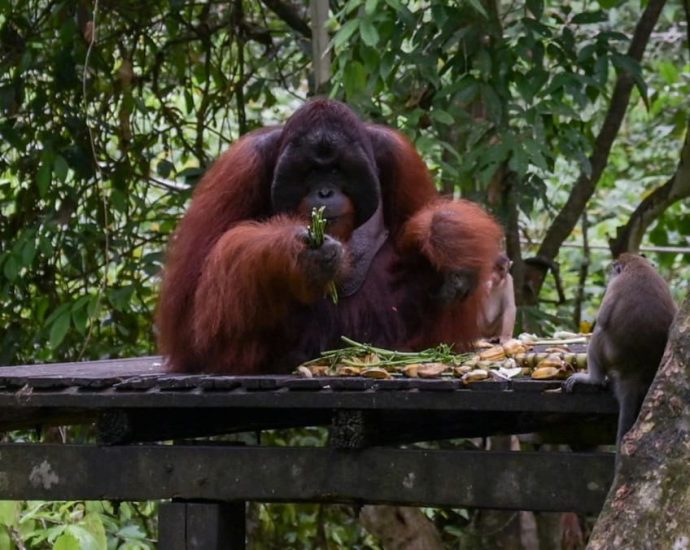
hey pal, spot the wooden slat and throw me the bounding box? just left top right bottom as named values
left=408, top=379, right=461, bottom=391
left=0, top=444, right=614, bottom=513
left=114, top=375, right=209, bottom=391
left=0, top=355, right=617, bottom=443
left=91, top=407, right=615, bottom=446
left=158, top=502, right=246, bottom=550
left=0, top=358, right=608, bottom=397
left=512, top=380, right=562, bottom=392
left=328, top=378, right=378, bottom=391
left=0, top=385, right=617, bottom=413
left=96, top=408, right=333, bottom=444
left=158, top=503, right=188, bottom=550
left=0, top=356, right=165, bottom=379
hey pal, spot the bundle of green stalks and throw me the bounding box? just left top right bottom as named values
left=302, top=336, right=473, bottom=370
left=307, top=206, right=339, bottom=304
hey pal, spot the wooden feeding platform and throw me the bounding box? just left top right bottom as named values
left=0, top=350, right=617, bottom=549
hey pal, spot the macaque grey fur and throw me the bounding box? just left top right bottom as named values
left=564, top=253, right=677, bottom=445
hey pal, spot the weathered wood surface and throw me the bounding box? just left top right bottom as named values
left=0, top=355, right=617, bottom=519
left=0, top=444, right=613, bottom=513
left=0, top=356, right=612, bottom=414
left=0, top=355, right=617, bottom=444
left=0, top=356, right=165, bottom=380
left=158, top=502, right=246, bottom=550
left=0, top=379, right=615, bottom=411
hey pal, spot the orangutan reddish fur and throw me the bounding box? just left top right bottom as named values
left=157, top=99, right=502, bottom=374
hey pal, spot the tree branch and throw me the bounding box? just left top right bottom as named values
left=609, top=119, right=690, bottom=256
left=573, top=211, right=590, bottom=329
left=261, top=0, right=311, bottom=38
left=525, top=0, right=667, bottom=301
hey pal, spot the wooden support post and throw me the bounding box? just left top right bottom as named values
left=159, top=501, right=246, bottom=549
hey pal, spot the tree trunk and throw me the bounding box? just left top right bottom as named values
left=587, top=295, right=690, bottom=548
left=359, top=505, right=444, bottom=550
left=309, top=0, right=331, bottom=94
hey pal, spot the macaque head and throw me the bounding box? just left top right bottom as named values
left=608, top=253, right=650, bottom=283
left=490, top=253, right=512, bottom=289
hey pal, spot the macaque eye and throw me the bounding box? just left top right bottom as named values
left=611, top=262, right=623, bottom=275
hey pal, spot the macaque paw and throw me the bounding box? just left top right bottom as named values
left=563, top=372, right=606, bottom=393
left=297, top=230, right=344, bottom=285
left=436, top=268, right=479, bottom=304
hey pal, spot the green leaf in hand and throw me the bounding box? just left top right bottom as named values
left=307, top=207, right=339, bottom=304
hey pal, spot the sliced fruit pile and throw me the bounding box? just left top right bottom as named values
left=296, top=332, right=589, bottom=383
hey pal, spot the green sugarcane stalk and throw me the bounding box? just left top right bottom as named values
left=302, top=336, right=473, bottom=370
left=307, top=206, right=338, bottom=304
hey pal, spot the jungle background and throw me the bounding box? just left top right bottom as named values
left=0, top=0, right=689, bottom=548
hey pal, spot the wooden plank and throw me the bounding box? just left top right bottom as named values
left=0, top=348, right=591, bottom=385
left=0, top=356, right=165, bottom=380
left=0, top=405, right=614, bottom=446
left=328, top=410, right=616, bottom=448
left=96, top=408, right=332, bottom=444
left=186, top=502, right=246, bottom=549
left=0, top=409, right=98, bottom=433
left=0, top=444, right=614, bottom=513
left=0, top=385, right=618, bottom=414
left=512, top=380, right=563, bottom=392
left=418, top=379, right=462, bottom=391
left=159, top=501, right=246, bottom=550
left=0, top=357, right=608, bottom=401
left=328, top=378, right=377, bottom=391
left=114, top=375, right=210, bottom=391
left=113, top=409, right=614, bottom=447
left=158, top=502, right=187, bottom=550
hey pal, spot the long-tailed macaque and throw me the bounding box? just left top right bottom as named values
left=479, top=253, right=516, bottom=342
left=564, top=253, right=677, bottom=445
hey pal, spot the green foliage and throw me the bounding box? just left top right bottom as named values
left=329, top=0, right=689, bottom=329
left=330, top=0, right=635, bottom=201
left=251, top=503, right=377, bottom=550
left=0, top=1, right=311, bottom=365
left=0, top=500, right=154, bottom=549
left=245, top=429, right=379, bottom=549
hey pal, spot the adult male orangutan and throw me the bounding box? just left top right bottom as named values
left=157, top=98, right=503, bottom=374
